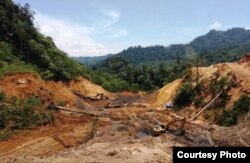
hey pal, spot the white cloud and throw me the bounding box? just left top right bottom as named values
left=34, top=9, right=128, bottom=57
left=103, top=10, right=120, bottom=27
left=209, top=21, right=222, bottom=30
left=35, top=12, right=108, bottom=57
left=93, top=10, right=128, bottom=38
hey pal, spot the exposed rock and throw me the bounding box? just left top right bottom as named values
left=17, top=79, right=26, bottom=84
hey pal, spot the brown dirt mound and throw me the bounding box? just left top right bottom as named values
left=68, top=77, right=114, bottom=99
left=191, top=61, right=250, bottom=108
left=151, top=79, right=183, bottom=107
left=0, top=74, right=113, bottom=107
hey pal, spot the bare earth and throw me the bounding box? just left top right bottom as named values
left=0, top=60, right=249, bottom=163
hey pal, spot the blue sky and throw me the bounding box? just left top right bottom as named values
left=13, top=0, right=250, bottom=56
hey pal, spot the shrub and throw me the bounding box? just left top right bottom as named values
left=194, top=96, right=205, bottom=108
left=217, top=95, right=250, bottom=126
left=218, top=92, right=231, bottom=107
left=0, top=96, right=55, bottom=137
left=210, top=77, right=232, bottom=95
left=217, top=110, right=237, bottom=126
left=232, top=95, right=250, bottom=116
left=36, top=111, right=54, bottom=126
left=194, top=79, right=206, bottom=94
left=27, top=96, right=40, bottom=107
left=0, top=131, right=11, bottom=141
left=57, top=100, right=65, bottom=106
left=0, top=91, right=6, bottom=102
left=174, top=82, right=196, bottom=108
left=0, top=105, right=54, bottom=131
left=10, top=96, right=17, bottom=105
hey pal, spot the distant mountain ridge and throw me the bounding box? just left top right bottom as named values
left=74, top=28, right=250, bottom=66
left=72, top=54, right=113, bottom=67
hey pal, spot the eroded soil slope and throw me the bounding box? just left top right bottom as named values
left=152, top=59, right=250, bottom=108
left=0, top=74, right=114, bottom=107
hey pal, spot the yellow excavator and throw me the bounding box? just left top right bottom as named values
left=152, top=117, right=186, bottom=136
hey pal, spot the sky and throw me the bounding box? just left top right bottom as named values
left=13, top=0, right=250, bottom=57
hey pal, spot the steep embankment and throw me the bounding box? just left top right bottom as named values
left=152, top=56, right=250, bottom=121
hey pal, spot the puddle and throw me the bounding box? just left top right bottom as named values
left=135, top=126, right=214, bottom=146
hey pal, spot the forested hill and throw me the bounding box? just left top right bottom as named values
left=91, top=28, right=250, bottom=91
left=75, top=28, right=250, bottom=66
left=0, top=0, right=89, bottom=80
left=190, top=28, right=250, bottom=54
left=107, top=28, right=250, bottom=65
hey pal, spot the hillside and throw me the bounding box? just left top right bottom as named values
left=0, top=0, right=96, bottom=81
left=115, top=28, right=250, bottom=65
left=151, top=55, right=250, bottom=126
left=190, top=28, right=250, bottom=54
left=75, top=28, right=250, bottom=67
left=0, top=73, right=113, bottom=107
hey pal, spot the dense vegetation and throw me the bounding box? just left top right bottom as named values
left=94, top=57, right=189, bottom=91
left=0, top=92, right=54, bottom=140
left=0, top=0, right=90, bottom=80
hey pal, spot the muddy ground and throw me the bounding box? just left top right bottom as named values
left=0, top=93, right=249, bottom=163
